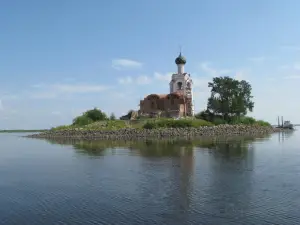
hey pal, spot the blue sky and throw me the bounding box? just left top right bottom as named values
left=1, top=0, right=300, bottom=129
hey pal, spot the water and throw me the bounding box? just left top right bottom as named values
left=0, top=131, right=300, bottom=225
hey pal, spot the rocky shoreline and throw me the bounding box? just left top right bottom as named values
left=26, top=124, right=280, bottom=140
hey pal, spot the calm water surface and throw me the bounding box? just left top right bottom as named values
left=0, top=131, right=300, bottom=225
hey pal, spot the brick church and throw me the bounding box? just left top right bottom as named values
left=139, top=53, right=194, bottom=118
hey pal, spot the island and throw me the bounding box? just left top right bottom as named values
left=28, top=75, right=280, bottom=140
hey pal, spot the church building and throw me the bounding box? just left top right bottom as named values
left=139, top=53, right=194, bottom=118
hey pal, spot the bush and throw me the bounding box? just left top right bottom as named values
left=195, top=110, right=207, bottom=120
left=231, top=116, right=256, bottom=125
left=255, top=120, right=271, bottom=126
left=83, top=108, right=108, bottom=121
left=73, top=115, right=93, bottom=126
left=143, top=119, right=213, bottom=129
left=109, top=113, right=116, bottom=120
left=212, top=118, right=227, bottom=125
left=85, top=120, right=128, bottom=130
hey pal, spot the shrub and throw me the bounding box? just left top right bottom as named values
left=212, top=118, right=227, bottom=125
left=85, top=120, right=129, bottom=130
left=73, top=115, right=93, bottom=126
left=83, top=108, right=108, bottom=121
left=195, top=110, right=207, bottom=120
left=51, top=125, right=73, bottom=131
left=231, top=116, right=256, bottom=125
left=143, top=119, right=213, bottom=129
left=109, top=113, right=116, bottom=120
left=255, top=120, right=271, bottom=126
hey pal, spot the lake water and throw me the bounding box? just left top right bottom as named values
left=0, top=131, right=300, bottom=225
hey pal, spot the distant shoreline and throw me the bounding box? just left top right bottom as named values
left=0, top=130, right=48, bottom=133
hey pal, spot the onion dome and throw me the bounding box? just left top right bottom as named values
left=175, top=52, right=186, bottom=65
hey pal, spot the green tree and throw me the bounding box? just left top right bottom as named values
left=83, top=108, right=108, bottom=121
left=109, top=113, right=116, bottom=120
left=207, top=76, right=254, bottom=121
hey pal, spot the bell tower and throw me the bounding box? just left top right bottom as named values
left=169, top=52, right=194, bottom=116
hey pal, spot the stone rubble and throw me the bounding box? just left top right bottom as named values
left=27, top=124, right=279, bottom=140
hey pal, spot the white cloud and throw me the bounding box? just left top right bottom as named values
left=118, top=76, right=133, bottom=84
left=30, top=92, right=58, bottom=99
left=0, top=100, right=3, bottom=111
left=112, top=59, right=143, bottom=70
left=29, top=83, right=111, bottom=99
left=136, top=75, right=151, bottom=85
left=234, top=70, right=249, bottom=81
left=53, top=84, right=110, bottom=93
left=279, top=63, right=300, bottom=71
left=248, top=56, right=265, bottom=63
left=192, top=76, right=210, bottom=89
left=118, top=75, right=151, bottom=85
left=118, top=72, right=174, bottom=85
left=279, top=65, right=290, bottom=70
left=199, top=62, right=231, bottom=76
left=154, top=72, right=173, bottom=81
left=283, top=75, right=300, bottom=79
left=294, top=64, right=300, bottom=70
left=280, top=45, right=300, bottom=51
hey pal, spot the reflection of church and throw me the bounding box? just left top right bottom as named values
left=139, top=53, right=194, bottom=117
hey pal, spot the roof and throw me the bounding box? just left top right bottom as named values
left=144, top=92, right=184, bottom=100
left=175, top=52, right=186, bottom=65
left=145, top=94, right=167, bottom=99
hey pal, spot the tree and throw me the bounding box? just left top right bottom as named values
left=206, top=76, right=254, bottom=121
left=83, top=108, right=108, bottom=121
left=109, top=113, right=116, bottom=120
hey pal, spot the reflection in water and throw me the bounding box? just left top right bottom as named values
left=277, top=130, right=295, bottom=143
left=45, top=134, right=271, bottom=158
left=3, top=132, right=300, bottom=224
left=45, top=134, right=272, bottom=222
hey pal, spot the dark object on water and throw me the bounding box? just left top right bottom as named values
left=276, top=116, right=294, bottom=130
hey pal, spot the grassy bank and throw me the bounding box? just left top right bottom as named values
left=50, top=116, right=270, bottom=131
left=51, top=119, right=214, bottom=131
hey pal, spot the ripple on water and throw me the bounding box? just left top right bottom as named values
left=1, top=133, right=300, bottom=224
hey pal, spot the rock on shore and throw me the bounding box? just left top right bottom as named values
left=27, top=125, right=279, bottom=140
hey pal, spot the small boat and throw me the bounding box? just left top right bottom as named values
left=276, top=116, right=294, bottom=130
left=282, top=121, right=294, bottom=129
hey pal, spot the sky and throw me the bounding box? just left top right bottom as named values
left=1, top=0, right=300, bottom=129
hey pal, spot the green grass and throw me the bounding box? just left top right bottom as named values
left=85, top=120, right=130, bottom=130
left=51, top=120, right=132, bottom=131
left=50, top=116, right=271, bottom=132
left=143, top=118, right=213, bottom=129
left=205, top=116, right=271, bottom=127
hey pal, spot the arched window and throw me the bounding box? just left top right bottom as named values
left=177, top=82, right=183, bottom=90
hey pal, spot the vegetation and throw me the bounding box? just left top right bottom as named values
left=195, top=76, right=271, bottom=127
left=50, top=76, right=271, bottom=131
left=109, top=113, right=116, bottom=120
left=85, top=120, right=129, bottom=130
left=72, top=108, right=108, bottom=126
left=143, top=118, right=213, bottom=129
left=207, top=76, right=254, bottom=119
